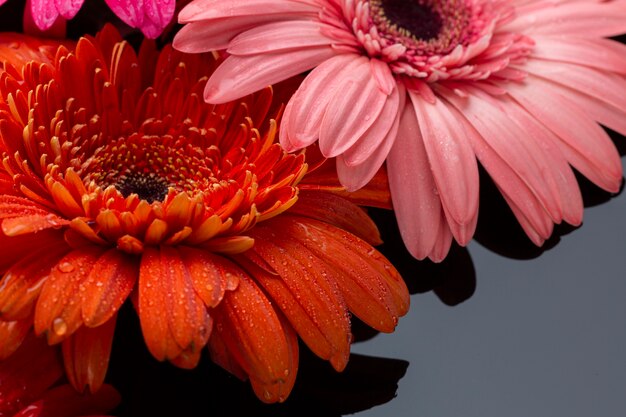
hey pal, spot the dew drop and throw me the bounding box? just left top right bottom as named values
left=263, top=390, right=272, bottom=400
left=206, top=283, right=214, bottom=291
left=283, top=369, right=290, bottom=377
left=57, top=262, right=75, bottom=273
left=52, top=317, right=67, bottom=336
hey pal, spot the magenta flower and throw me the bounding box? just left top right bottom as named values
left=174, top=0, right=626, bottom=261
left=13, top=0, right=175, bottom=38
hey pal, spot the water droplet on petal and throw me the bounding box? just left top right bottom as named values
left=57, top=262, right=75, bottom=273
left=52, top=317, right=67, bottom=335
left=263, top=390, right=272, bottom=400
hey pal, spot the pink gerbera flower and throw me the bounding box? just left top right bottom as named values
left=174, top=0, right=626, bottom=261
left=0, top=0, right=175, bottom=38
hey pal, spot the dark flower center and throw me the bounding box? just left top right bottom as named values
left=379, top=0, right=443, bottom=40
left=115, top=172, right=170, bottom=203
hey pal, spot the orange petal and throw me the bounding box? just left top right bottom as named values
left=207, top=329, right=247, bottom=381
left=249, top=314, right=299, bottom=403
left=138, top=247, right=211, bottom=362
left=36, top=384, right=121, bottom=417
left=0, top=244, right=70, bottom=320
left=0, top=334, right=63, bottom=405
left=179, top=247, right=239, bottom=308
left=242, top=229, right=351, bottom=372
left=62, top=315, right=116, bottom=393
left=0, top=229, right=65, bottom=272
left=212, top=274, right=294, bottom=402
left=299, top=158, right=392, bottom=209
left=281, top=217, right=409, bottom=332
left=1, top=213, right=69, bottom=236
left=80, top=249, right=138, bottom=327
left=288, top=190, right=382, bottom=245
left=0, top=318, right=31, bottom=359
left=34, top=247, right=106, bottom=344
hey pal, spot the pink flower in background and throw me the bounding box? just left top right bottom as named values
left=10, top=0, right=175, bottom=38
left=174, top=0, right=626, bottom=261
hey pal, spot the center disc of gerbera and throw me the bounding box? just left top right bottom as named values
left=370, top=0, right=472, bottom=55
left=378, top=0, right=443, bottom=40
left=79, top=132, right=218, bottom=202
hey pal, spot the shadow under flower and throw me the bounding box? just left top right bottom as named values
left=108, top=304, right=409, bottom=417
left=368, top=208, right=477, bottom=307
left=474, top=163, right=625, bottom=260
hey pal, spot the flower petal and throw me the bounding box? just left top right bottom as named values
left=410, top=91, right=479, bottom=246
left=281, top=216, right=409, bottom=333
left=54, top=0, right=84, bottom=19
left=531, top=36, right=626, bottom=75
left=178, top=0, right=318, bottom=23
left=288, top=190, right=382, bottom=245
left=204, top=46, right=336, bottom=104
left=319, top=58, right=388, bottom=157
left=243, top=227, right=351, bottom=371
left=28, top=0, right=61, bottom=30
left=0, top=334, right=63, bottom=404
left=0, top=244, right=70, bottom=321
left=280, top=53, right=362, bottom=151
left=35, top=247, right=106, bottom=345
left=35, top=384, right=121, bottom=417
left=0, top=319, right=31, bottom=359
left=62, top=316, right=116, bottom=393
left=211, top=273, right=295, bottom=403
left=440, top=87, right=563, bottom=226
left=179, top=247, right=240, bottom=309
left=138, top=247, right=212, bottom=362
left=506, top=76, right=622, bottom=193
left=506, top=0, right=626, bottom=37
left=228, top=21, right=333, bottom=55
left=80, top=249, right=138, bottom=328
left=387, top=101, right=442, bottom=260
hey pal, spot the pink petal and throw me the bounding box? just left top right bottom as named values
left=531, top=36, right=626, bottom=75
left=319, top=58, right=388, bottom=157
left=229, top=21, right=332, bottom=55
left=501, top=192, right=551, bottom=246
left=178, top=0, right=318, bottom=23
left=279, top=53, right=362, bottom=151
left=551, top=78, right=626, bottom=138
left=141, top=0, right=175, bottom=32
left=29, top=0, right=60, bottom=30
left=338, top=82, right=405, bottom=187
left=505, top=1, right=626, bottom=37
left=174, top=17, right=289, bottom=53
left=370, top=58, right=396, bottom=95
left=441, top=87, right=563, bottom=224
left=342, top=83, right=402, bottom=166
left=439, top=88, right=555, bottom=240
left=204, top=46, right=336, bottom=104
left=493, top=93, right=584, bottom=226
left=429, top=210, right=454, bottom=263
left=522, top=59, right=626, bottom=115
left=410, top=91, right=479, bottom=246
left=507, top=76, right=623, bottom=193
left=386, top=101, right=442, bottom=260
left=54, top=0, right=84, bottom=19
left=105, top=0, right=144, bottom=28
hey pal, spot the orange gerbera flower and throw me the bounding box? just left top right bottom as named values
left=0, top=26, right=409, bottom=402
left=0, top=332, right=119, bottom=417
